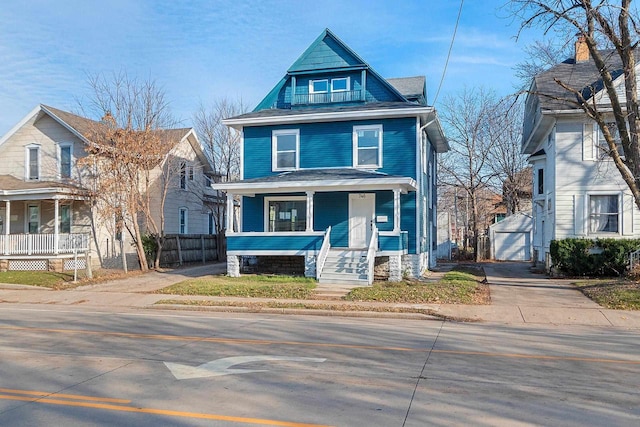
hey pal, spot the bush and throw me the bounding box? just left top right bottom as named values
left=141, top=234, right=159, bottom=261
left=550, top=238, right=640, bottom=277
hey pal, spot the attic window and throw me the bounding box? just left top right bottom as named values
left=310, top=79, right=328, bottom=93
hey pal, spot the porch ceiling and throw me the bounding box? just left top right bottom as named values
left=212, top=168, right=417, bottom=195
left=0, top=175, right=88, bottom=201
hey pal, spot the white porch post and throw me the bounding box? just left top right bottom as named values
left=226, top=192, right=234, bottom=233
left=53, top=198, right=59, bottom=255
left=306, top=191, right=314, bottom=232
left=3, top=200, right=9, bottom=255
left=393, top=189, right=401, bottom=232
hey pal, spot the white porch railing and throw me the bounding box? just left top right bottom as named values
left=0, top=234, right=89, bottom=256
left=316, top=226, right=332, bottom=280
left=366, top=225, right=379, bottom=285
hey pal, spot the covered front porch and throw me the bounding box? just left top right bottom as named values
left=213, top=169, right=416, bottom=283
left=0, top=175, right=91, bottom=272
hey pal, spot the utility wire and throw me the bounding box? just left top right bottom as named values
left=432, top=0, right=464, bottom=107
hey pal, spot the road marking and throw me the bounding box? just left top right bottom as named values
left=0, top=325, right=421, bottom=352
left=1, top=325, right=638, bottom=365
left=165, top=356, right=327, bottom=379
left=430, top=349, right=640, bottom=364
left=0, top=388, right=130, bottom=403
left=0, top=392, right=331, bottom=427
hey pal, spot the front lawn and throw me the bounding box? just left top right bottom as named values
left=573, top=279, right=640, bottom=310
left=345, top=267, right=489, bottom=304
left=156, top=274, right=316, bottom=299
left=0, top=271, right=80, bottom=289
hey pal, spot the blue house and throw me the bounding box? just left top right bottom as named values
left=214, top=29, right=448, bottom=284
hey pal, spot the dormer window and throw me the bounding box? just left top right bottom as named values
left=310, top=79, right=328, bottom=94
left=307, top=78, right=352, bottom=104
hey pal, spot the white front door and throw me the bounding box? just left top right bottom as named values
left=349, top=193, right=375, bottom=248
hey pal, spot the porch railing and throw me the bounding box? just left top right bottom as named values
left=366, top=225, right=379, bottom=285
left=0, top=234, right=89, bottom=256
left=316, top=226, right=332, bottom=280
left=292, top=90, right=364, bottom=105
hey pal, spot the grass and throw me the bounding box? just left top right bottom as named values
left=156, top=274, right=317, bottom=299
left=573, top=279, right=640, bottom=310
left=344, top=266, right=490, bottom=304
left=0, top=271, right=82, bottom=289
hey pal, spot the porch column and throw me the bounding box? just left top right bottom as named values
left=306, top=191, right=314, bottom=232
left=393, top=189, right=401, bottom=232
left=226, top=192, right=234, bottom=233
left=53, top=198, right=59, bottom=255
left=3, top=200, right=9, bottom=255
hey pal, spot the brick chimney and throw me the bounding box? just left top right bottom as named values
left=575, top=34, right=589, bottom=62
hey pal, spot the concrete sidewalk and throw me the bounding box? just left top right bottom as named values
left=0, top=261, right=639, bottom=327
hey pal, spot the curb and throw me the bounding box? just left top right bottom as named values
left=149, top=303, right=454, bottom=321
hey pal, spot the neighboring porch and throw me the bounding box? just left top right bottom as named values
left=0, top=175, right=91, bottom=272
left=213, top=169, right=417, bottom=283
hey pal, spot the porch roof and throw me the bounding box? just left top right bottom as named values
left=212, top=168, right=417, bottom=195
left=0, top=175, right=88, bottom=201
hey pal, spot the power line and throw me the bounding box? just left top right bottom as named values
left=432, top=0, right=464, bottom=107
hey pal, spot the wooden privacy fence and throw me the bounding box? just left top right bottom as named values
left=158, top=234, right=218, bottom=267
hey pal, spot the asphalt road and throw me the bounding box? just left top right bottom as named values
left=0, top=307, right=638, bottom=426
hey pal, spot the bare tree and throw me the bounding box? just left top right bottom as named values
left=513, top=39, right=573, bottom=89
left=508, top=0, right=640, bottom=210
left=193, top=98, right=246, bottom=260
left=439, top=87, right=500, bottom=260
left=79, top=72, right=178, bottom=271
left=487, top=99, right=531, bottom=214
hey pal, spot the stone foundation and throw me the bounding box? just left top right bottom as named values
left=227, top=255, right=240, bottom=277
left=304, top=254, right=316, bottom=278
left=0, top=259, right=7, bottom=272
left=401, top=253, right=429, bottom=278
left=374, top=256, right=389, bottom=280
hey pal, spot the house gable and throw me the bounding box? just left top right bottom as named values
left=254, top=29, right=407, bottom=111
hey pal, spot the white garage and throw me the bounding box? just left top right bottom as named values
left=489, top=212, right=533, bottom=261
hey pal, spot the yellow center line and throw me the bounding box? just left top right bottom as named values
left=0, top=388, right=131, bottom=403
left=431, top=349, right=640, bottom=365
left=0, top=394, right=332, bottom=427
left=0, top=325, right=421, bottom=352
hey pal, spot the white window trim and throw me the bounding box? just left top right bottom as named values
left=272, top=129, right=300, bottom=172
left=57, top=142, right=73, bottom=179
left=330, top=77, right=350, bottom=92
left=264, top=196, right=306, bottom=232
left=594, top=122, right=624, bottom=160
left=309, top=79, right=328, bottom=94
left=586, top=192, right=622, bottom=236
left=25, top=144, right=41, bottom=181
left=59, top=203, right=72, bottom=233
left=179, top=207, right=188, bottom=234
left=25, top=202, right=40, bottom=234
left=353, top=124, right=383, bottom=169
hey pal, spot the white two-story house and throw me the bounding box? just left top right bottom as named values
left=523, top=37, right=640, bottom=268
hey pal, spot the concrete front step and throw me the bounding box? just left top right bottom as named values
left=318, top=277, right=369, bottom=285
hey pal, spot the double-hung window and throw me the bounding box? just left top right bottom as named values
left=179, top=207, right=188, bottom=234
left=596, top=123, right=624, bottom=159
left=589, top=194, right=619, bottom=234
left=59, top=143, right=72, bottom=178
left=266, top=197, right=306, bottom=232
left=353, top=125, right=382, bottom=168
left=60, top=204, right=71, bottom=233
left=272, top=129, right=299, bottom=171
left=26, top=145, right=40, bottom=180
left=331, top=77, right=350, bottom=101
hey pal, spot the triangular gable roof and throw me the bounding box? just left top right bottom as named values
left=288, top=28, right=367, bottom=73
left=0, top=105, right=214, bottom=174
left=253, top=29, right=408, bottom=112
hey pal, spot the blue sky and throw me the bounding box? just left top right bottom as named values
left=0, top=0, right=540, bottom=135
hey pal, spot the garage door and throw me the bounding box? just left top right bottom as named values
left=494, top=232, right=530, bottom=261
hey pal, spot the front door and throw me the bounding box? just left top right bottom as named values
left=349, top=193, right=375, bottom=248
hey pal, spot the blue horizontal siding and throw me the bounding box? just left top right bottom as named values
left=228, top=235, right=323, bottom=252
left=374, top=191, right=393, bottom=232
left=242, top=196, right=264, bottom=232
left=243, top=118, right=416, bottom=179
left=314, top=192, right=349, bottom=247
left=401, top=193, right=417, bottom=254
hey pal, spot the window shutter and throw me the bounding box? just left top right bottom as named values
left=583, top=123, right=594, bottom=161
left=623, top=193, right=634, bottom=235
left=574, top=194, right=586, bottom=236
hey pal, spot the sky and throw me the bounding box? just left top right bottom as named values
left=0, top=0, right=542, bottom=136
